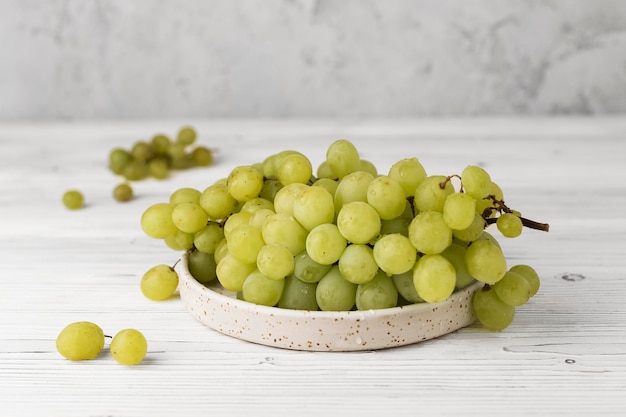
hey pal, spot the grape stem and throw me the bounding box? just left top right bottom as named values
left=439, top=174, right=463, bottom=191
left=482, top=195, right=550, bottom=232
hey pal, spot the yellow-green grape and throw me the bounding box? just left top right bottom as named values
left=199, top=184, right=238, bottom=220
left=278, top=275, right=319, bottom=310
left=169, top=187, right=201, bottom=205
left=261, top=213, right=307, bottom=256
left=227, top=224, right=265, bottom=264
left=148, top=158, right=169, bottom=180
left=380, top=217, right=409, bottom=237
left=62, top=190, right=84, bottom=210
left=256, top=243, right=295, bottom=280
left=472, top=286, right=515, bottom=331
left=240, top=197, right=274, bottom=214
left=140, top=264, right=179, bottom=301
left=440, top=243, right=475, bottom=289
left=131, top=141, right=153, bottom=162
left=413, top=175, right=455, bottom=213
left=193, top=223, right=224, bottom=254
left=312, top=177, right=339, bottom=197
left=359, top=159, right=378, bottom=176
left=242, top=270, right=285, bottom=306
left=336, top=201, right=381, bottom=245
left=223, top=211, right=252, bottom=239
left=249, top=208, right=275, bottom=229
left=326, top=139, right=361, bottom=179
left=110, top=329, right=148, bottom=366
left=465, top=239, right=507, bottom=284
left=453, top=212, right=486, bottom=243
left=141, top=203, right=178, bottom=239
left=372, top=233, right=417, bottom=275
left=190, top=146, right=213, bottom=167
left=293, top=251, right=332, bottom=283
left=493, top=271, right=531, bottom=306
left=213, top=238, right=228, bottom=264
left=461, top=165, right=492, bottom=200
left=273, top=183, right=308, bottom=217
left=113, top=183, right=133, bottom=202
left=316, top=265, right=357, bottom=311
left=292, top=186, right=335, bottom=231
left=109, top=148, right=133, bottom=175
left=366, top=175, right=406, bottom=220
left=187, top=249, right=217, bottom=284
left=388, top=157, right=427, bottom=198
left=259, top=178, right=284, bottom=201
left=164, top=230, right=195, bottom=251
left=176, top=126, right=197, bottom=146
left=123, top=160, right=149, bottom=181
left=151, top=133, right=171, bottom=154
left=216, top=253, right=256, bottom=292
left=168, top=142, right=186, bottom=160
left=338, top=243, right=379, bottom=284
left=408, top=211, right=453, bottom=255
left=276, top=152, right=313, bottom=185
left=356, top=271, right=398, bottom=310
left=413, top=254, right=457, bottom=303
left=227, top=165, right=264, bottom=202
left=443, top=192, right=476, bottom=230
left=171, top=202, right=209, bottom=234
left=333, top=171, right=375, bottom=214
left=391, top=270, right=423, bottom=304
left=306, top=223, right=347, bottom=265
left=56, top=321, right=104, bottom=361
left=316, top=160, right=337, bottom=180
left=509, top=264, right=540, bottom=297
left=496, top=212, right=523, bottom=238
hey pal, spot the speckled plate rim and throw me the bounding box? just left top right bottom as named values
left=177, top=252, right=483, bottom=352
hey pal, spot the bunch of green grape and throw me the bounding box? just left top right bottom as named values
left=139, top=139, right=549, bottom=331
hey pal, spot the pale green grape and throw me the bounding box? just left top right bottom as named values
left=62, top=190, right=84, bottom=210
left=273, top=183, right=308, bottom=217
left=249, top=208, right=275, bottom=229
left=256, top=243, right=295, bottom=280
left=276, top=152, right=313, bottom=185
left=326, top=139, right=361, bottom=179
left=199, top=184, right=238, bottom=220
left=306, top=223, right=347, bottom=265
left=226, top=224, right=265, bottom=264
left=476, top=231, right=502, bottom=249
left=413, top=254, right=456, bottom=303
left=123, top=160, right=149, bottom=181
left=509, top=264, right=540, bottom=297
left=141, top=203, right=177, bottom=239
left=293, top=251, right=332, bottom=283
left=356, top=271, right=398, bottom=310
left=110, top=329, right=148, bottom=365
left=213, top=238, right=229, bottom=264
left=453, top=212, right=486, bottom=243
left=227, top=165, right=264, bottom=202
left=312, top=177, right=339, bottom=197
left=461, top=165, right=492, bottom=200
left=293, top=185, right=335, bottom=231
left=131, top=141, right=153, bottom=161
left=113, top=183, right=133, bottom=202
left=408, top=211, right=452, bottom=255
left=176, top=125, right=197, bottom=146
left=223, top=212, right=252, bottom=239
left=494, top=271, right=531, bottom=306
left=316, top=266, right=357, bottom=311
left=148, top=157, right=169, bottom=179
left=171, top=202, right=209, bottom=234
left=333, top=171, right=375, bottom=214
left=392, top=270, right=423, bottom=304
left=465, top=239, right=507, bottom=284
left=169, top=187, right=201, bottom=205
left=259, top=178, right=284, bottom=202
left=240, top=197, right=274, bottom=214
left=190, top=146, right=213, bottom=167
left=164, top=230, right=195, bottom=251
left=188, top=250, right=217, bottom=284
left=413, top=175, right=454, bottom=213
left=497, top=213, right=523, bottom=238
left=216, top=253, right=256, bottom=292
left=316, top=160, right=337, bottom=179
left=440, top=243, right=475, bottom=289
left=109, top=148, right=133, bottom=175
left=472, top=287, right=515, bottom=331
left=443, top=192, right=476, bottom=230
left=336, top=201, right=381, bottom=244
left=194, top=223, right=225, bottom=254
left=56, top=322, right=104, bottom=361
left=261, top=212, right=308, bottom=255
left=388, top=157, right=427, bottom=198
left=150, top=133, right=170, bottom=154
left=359, top=159, right=378, bottom=176
left=261, top=153, right=281, bottom=178
left=140, top=264, right=179, bottom=301
left=380, top=217, right=409, bottom=237
left=366, top=175, right=407, bottom=220
left=278, top=275, right=319, bottom=310
left=338, top=244, right=379, bottom=284
left=242, top=270, right=285, bottom=306
left=373, top=233, right=417, bottom=275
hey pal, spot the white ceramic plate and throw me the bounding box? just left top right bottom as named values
left=177, top=252, right=483, bottom=351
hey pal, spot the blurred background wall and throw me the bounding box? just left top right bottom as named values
left=1, top=0, right=625, bottom=121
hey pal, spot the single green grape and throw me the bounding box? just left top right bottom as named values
left=56, top=321, right=104, bottom=361
left=240, top=197, right=275, bottom=214
left=190, top=146, right=213, bottom=167
left=150, top=133, right=171, bottom=154
left=109, top=148, right=133, bottom=175
left=242, top=270, right=285, bottom=306
left=131, top=141, right=153, bottom=162
left=293, top=251, right=332, bottom=284
left=193, top=223, right=225, bottom=254
left=62, top=190, right=84, bottom=210
left=227, top=165, right=264, bottom=202
left=355, top=271, right=398, bottom=310
left=140, top=264, right=179, bottom=301
left=169, top=187, right=201, bottom=205
left=306, top=223, right=347, bottom=265
left=273, top=183, right=308, bottom=217
left=465, top=239, right=507, bottom=284
left=359, top=159, right=378, bottom=176
left=141, top=203, right=178, bottom=239
left=261, top=213, right=308, bottom=256
left=497, top=212, right=523, bottom=238
left=123, top=160, right=149, bottom=181
left=148, top=157, right=169, bottom=180
left=176, top=126, right=197, bottom=146
left=408, top=211, right=452, bottom=255
left=391, top=270, right=423, bottom=304
left=312, top=177, right=339, bottom=197
left=336, top=201, right=381, bottom=245
left=171, top=202, right=209, bottom=234
left=338, top=243, right=379, bottom=284
left=366, top=175, right=406, bottom=220
left=493, top=271, right=531, bottom=306
left=110, top=329, right=148, bottom=366
left=278, top=275, right=319, bottom=311
left=293, top=185, right=335, bottom=231
left=316, top=265, right=357, bottom=311
left=443, top=192, right=476, bottom=230
left=216, top=254, right=256, bottom=292
left=187, top=250, right=218, bottom=284
left=452, top=212, right=486, bottom=243
left=113, top=183, right=133, bottom=202
left=276, top=152, right=313, bottom=185
left=413, top=175, right=454, bottom=213
left=199, top=183, right=238, bottom=220
left=440, top=243, right=475, bottom=289
left=372, top=233, right=417, bottom=275
left=509, top=264, right=541, bottom=297
left=333, top=171, right=375, bottom=214
left=256, top=243, right=295, bottom=280
left=164, top=230, right=195, bottom=251
left=227, top=224, right=265, bottom=265
left=326, top=139, right=361, bottom=179
left=413, top=254, right=456, bottom=303
left=472, top=286, right=515, bottom=331
left=461, top=165, right=492, bottom=200
left=388, top=157, right=427, bottom=198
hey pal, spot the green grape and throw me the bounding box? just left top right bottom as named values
left=412, top=254, right=456, bottom=303
left=338, top=244, right=379, bottom=284
left=148, top=157, right=169, bottom=180
left=472, top=287, right=515, bottom=331
left=113, top=183, right=133, bottom=202
left=359, top=159, right=378, bottom=176
left=199, top=184, right=238, bottom=220
left=249, top=208, right=275, bottom=229
left=240, top=197, right=275, bottom=214
left=213, top=238, right=229, bottom=264
left=497, top=213, right=523, bottom=238
left=356, top=271, right=398, bottom=310
left=62, top=190, right=84, bottom=210
left=169, top=187, right=201, bottom=205
left=493, top=271, right=531, bottom=306
left=177, top=126, right=197, bottom=146
left=312, top=177, right=339, bottom=196
left=227, top=224, right=265, bottom=264
left=262, top=151, right=298, bottom=178
left=131, top=141, right=153, bottom=162
left=326, top=139, right=361, bottom=179
left=316, top=265, right=357, bottom=311
left=293, top=251, right=332, bottom=283
left=443, top=192, right=476, bottom=230
left=293, top=186, right=335, bottom=231
left=194, top=223, right=225, bottom=254
left=171, top=202, right=209, bottom=234
left=413, top=175, right=455, bottom=213
left=188, top=250, right=218, bottom=284
left=273, top=183, right=308, bottom=217
left=261, top=213, right=308, bottom=256
left=388, top=157, right=428, bottom=198
left=306, top=223, right=347, bottom=265
left=392, top=270, right=423, bottom=304
left=216, top=253, right=256, bottom=292
left=509, top=264, right=540, bottom=297
left=453, top=212, right=486, bottom=243
left=333, top=171, right=375, bottom=214
left=256, top=243, right=295, bottom=280
left=168, top=142, right=186, bottom=160
left=461, top=165, right=492, bottom=200
left=380, top=217, right=409, bottom=237
left=276, top=152, right=313, bottom=185
left=151, top=133, right=171, bottom=154
left=190, top=146, right=213, bottom=167
left=316, top=160, right=337, bottom=180
left=141, top=203, right=177, bottom=239
left=56, top=322, right=104, bottom=361
left=373, top=233, right=417, bottom=275
left=278, top=275, right=319, bottom=310
left=336, top=201, right=381, bottom=244
left=223, top=212, right=252, bottom=239
left=227, top=165, right=264, bottom=202
left=110, top=329, right=148, bottom=366
left=123, top=160, right=149, bottom=181
left=408, top=211, right=452, bottom=255
left=259, top=178, right=284, bottom=201
left=476, top=230, right=502, bottom=249
left=465, top=239, right=507, bottom=284
left=440, top=243, right=475, bottom=289
left=242, top=270, right=285, bottom=306
left=164, top=229, right=195, bottom=251
left=140, top=264, right=179, bottom=301
left=109, top=148, right=133, bottom=175
left=366, top=175, right=406, bottom=220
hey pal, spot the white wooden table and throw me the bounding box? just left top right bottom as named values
left=1, top=118, right=625, bottom=416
